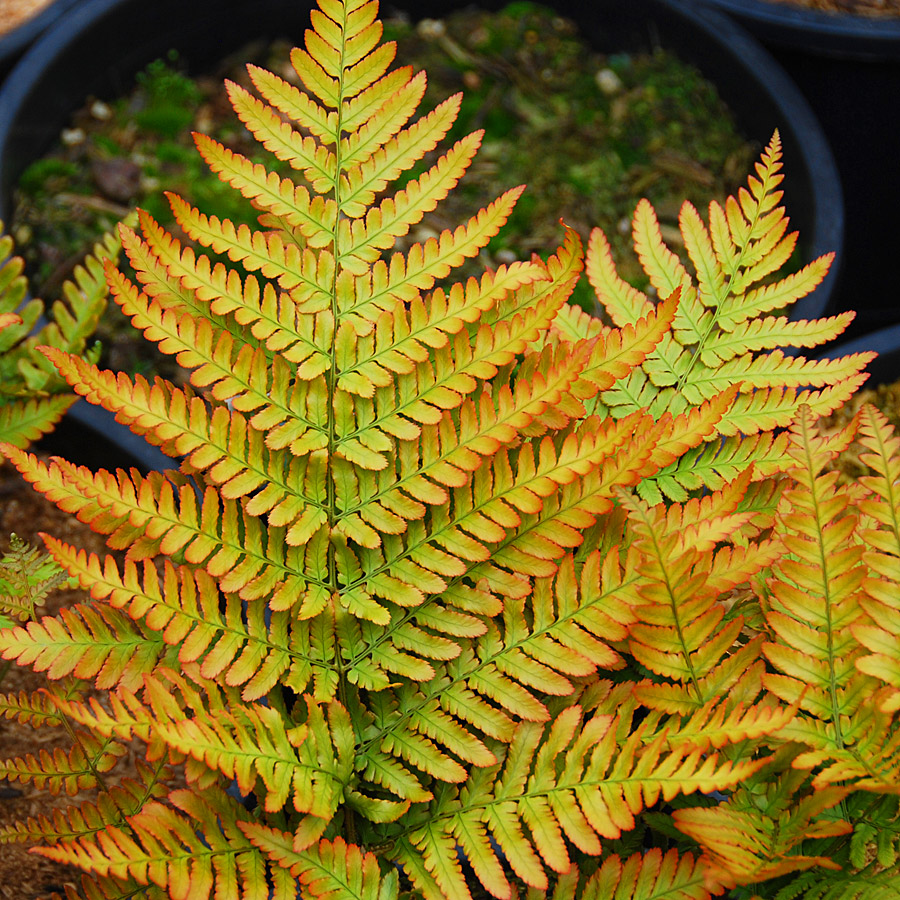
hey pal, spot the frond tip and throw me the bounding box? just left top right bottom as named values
left=584, top=131, right=869, bottom=498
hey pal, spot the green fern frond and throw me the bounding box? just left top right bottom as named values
left=846, top=794, right=900, bottom=870
left=582, top=133, right=872, bottom=498
left=773, top=866, right=900, bottom=900
left=19, top=225, right=124, bottom=392
left=0, top=532, right=71, bottom=622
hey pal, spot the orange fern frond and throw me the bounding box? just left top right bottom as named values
left=621, top=482, right=780, bottom=711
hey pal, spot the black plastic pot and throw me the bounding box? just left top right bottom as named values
left=698, top=0, right=900, bottom=61
left=0, top=0, right=83, bottom=81
left=37, top=398, right=170, bottom=472
left=699, top=0, right=900, bottom=343
left=0, top=0, right=842, bottom=313
left=820, top=324, right=900, bottom=389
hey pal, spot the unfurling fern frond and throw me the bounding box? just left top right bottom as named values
left=0, top=0, right=874, bottom=898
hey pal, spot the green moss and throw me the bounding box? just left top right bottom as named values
left=133, top=54, right=204, bottom=138
left=92, top=134, right=123, bottom=156
left=18, top=159, right=79, bottom=196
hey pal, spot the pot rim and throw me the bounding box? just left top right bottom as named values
left=38, top=398, right=172, bottom=472
left=820, top=323, right=900, bottom=388
left=697, top=0, right=900, bottom=59
left=0, top=0, right=83, bottom=75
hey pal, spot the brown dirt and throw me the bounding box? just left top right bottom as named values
left=0, top=453, right=120, bottom=900
left=770, top=0, right=900, bottom=15
left=0, top=0, right=54, bottom=37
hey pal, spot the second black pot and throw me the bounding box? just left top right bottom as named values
left=700, top=0, right=900, bottom=342
left=0, top=0, right=83, bottom=81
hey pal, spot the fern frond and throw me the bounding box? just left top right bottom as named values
left=673, top=772, right=850, bottom=885
left=781, top=867, right=900, bottom=900
left=0, top=532, right=71, bottom=622
left=0, top=394, right=76, bottom=449
left=586, top=133, right=868, bottom=497
left=762, top=408, right=869, bottom=718
left=0, top=759, right=169, bottom=845
left=0, top=2, right=878, bottom=896
left=350, top=549, right=637, bottom=794
left=603, top=849, right=727, bottom=899
left=560, top=288, right=678, bottom=407
left=534, top=849, right=727, bottom=900
left=390, top=706, right=764, bottom=899
left=700, top=313, right=853, bottom=365
left=4, top=445, right=315, bottom=613
left=239, top=829, right=399, bottom=900
left=762, top=407, right=900, bottom=789
left=851, top=405, right=900, bottom=708
left=659, top=695, right=795, bottom=750
left=42, top=538, right=312, bottom=700
left=62, top=872, right=168, bottom=900
left=0, top=728, right=125, bottom=795
left=0, top=688, right=67, bottom=727
left=133, top=669, right=350, bottom=818
left=2, top=218, right=119, bottom=409
left=0, top=602, right=163, bottom=692
left=39, top=786, right=303, bottom=900
left=622, top=483, right=780, bottom=709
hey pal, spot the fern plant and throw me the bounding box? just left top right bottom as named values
left=0, top=1, right=879, bottom=898
left=668, top=405, right=900, bottom=899
left=0, top=221, right=117, bottom=451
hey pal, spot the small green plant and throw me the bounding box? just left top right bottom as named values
left=0, top=2, right=892, bottom=899
left=0, top=533, right=71, bottom=626
left=0, top=220, right=119, bottom=451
